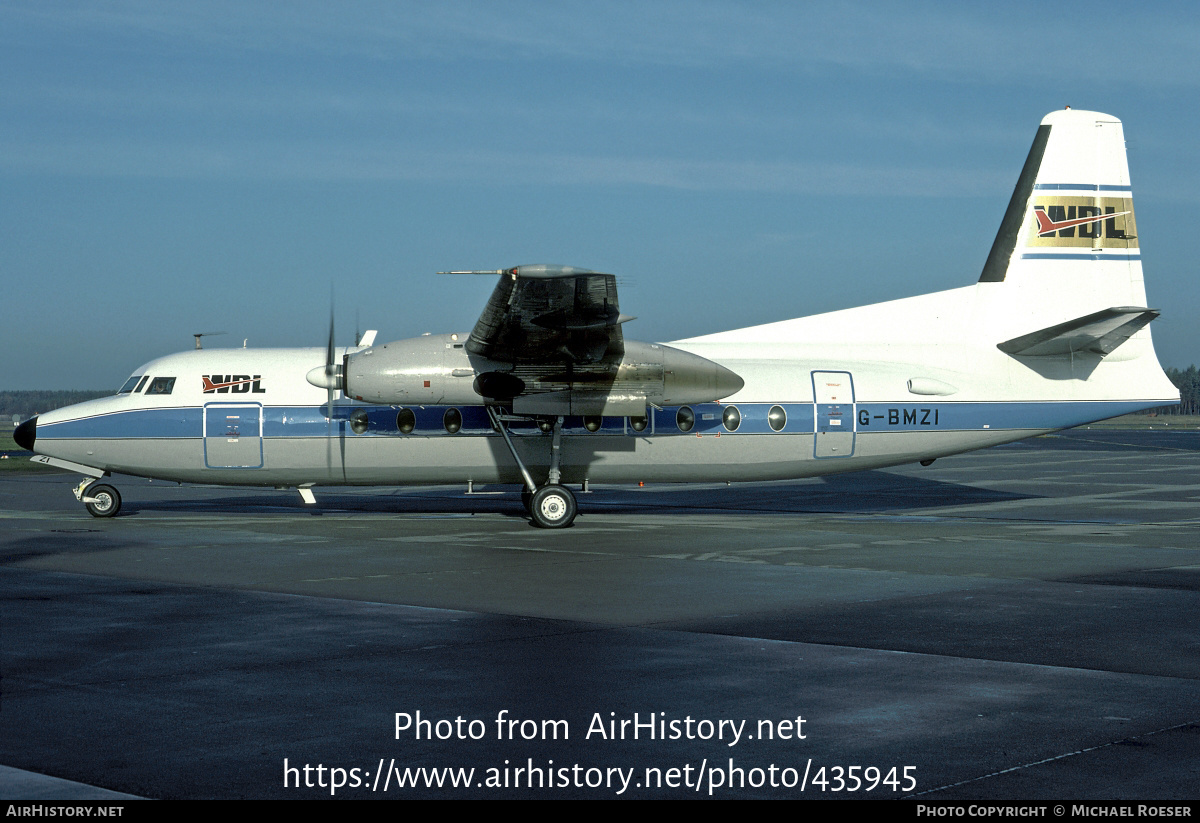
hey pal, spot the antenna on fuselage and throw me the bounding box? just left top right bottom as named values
left=193, top=331, right=228, bottom=350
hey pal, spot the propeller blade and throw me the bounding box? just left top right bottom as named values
left=322, top=292, right=347, bottom=482
left=326, top=303, right=335, bottom=475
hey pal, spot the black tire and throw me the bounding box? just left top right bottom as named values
left=529, top=484, right=576, bottom=529
left=84, top=483, right=121, bottom=518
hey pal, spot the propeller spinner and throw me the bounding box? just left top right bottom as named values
left=305, top=309, right=344, bottom=393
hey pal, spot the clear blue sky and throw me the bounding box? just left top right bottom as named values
left=3, top=1, right=1197, bottom=389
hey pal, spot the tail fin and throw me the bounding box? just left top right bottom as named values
left=979, top=108, right=1152, bottom=356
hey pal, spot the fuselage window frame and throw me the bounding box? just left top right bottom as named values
left=676, top=406, right=695, bottom=433
left=768, top=405, right=787, bottom=432
left=396, top=408, right=416, bottom=434
left=722, top=405, right=741, bottom=432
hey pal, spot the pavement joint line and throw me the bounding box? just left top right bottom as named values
left=909, top=718, right=1200, bottom=798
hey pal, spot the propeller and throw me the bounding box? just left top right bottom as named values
left=326, top=300, right=335, bottom=398
left=327, top=306, right=338, bottom=478
left=326, top=303, right=337, bottom=406
left=305, top=310, right=345, bottom=394
left=304, top=300, right=374, bottom=480
left=303, top=301, right=348, bottom=480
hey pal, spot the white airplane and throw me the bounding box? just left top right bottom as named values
left=15, top=108, right=1179, bottom=528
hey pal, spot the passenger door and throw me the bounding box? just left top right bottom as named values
left=203, top=403, right=264, bottom=469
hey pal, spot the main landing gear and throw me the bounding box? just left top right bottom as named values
left=73, top=478, right=122, bottom=518
left=526, top=484, right=577, bottom=529
left=488, top=407, right=578, bottom=529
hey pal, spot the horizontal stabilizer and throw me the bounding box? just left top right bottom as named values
left=997, top=306, right=1159, bottom=357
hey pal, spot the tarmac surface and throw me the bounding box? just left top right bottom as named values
left=1, top=428, right=1198, bottom=799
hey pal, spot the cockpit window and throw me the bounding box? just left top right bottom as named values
left=145, top=377, right=176, bottom=395
left=118, top=376, right=145, bottom=395
left=134, top=376, right=150, bottom=393
left=117, top=375, right=143, bottom=394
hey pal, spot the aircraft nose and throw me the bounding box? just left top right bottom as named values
left=13, top=416, right=36, bottom=451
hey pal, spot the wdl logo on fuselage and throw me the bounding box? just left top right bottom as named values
left=202, top=375, right=266, bottom=394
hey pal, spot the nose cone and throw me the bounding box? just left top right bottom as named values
left=13, top=416, right=36, bottom=451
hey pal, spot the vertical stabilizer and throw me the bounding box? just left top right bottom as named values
left=978, top=109, right=1144, bottom=312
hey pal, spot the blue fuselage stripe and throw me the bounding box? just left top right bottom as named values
left=35, top=400, right=1163, bottom=441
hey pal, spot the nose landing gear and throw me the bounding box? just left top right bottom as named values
left=73, top=478, right=122, bottom=518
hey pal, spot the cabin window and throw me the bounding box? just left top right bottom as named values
left=722, top=405, right=741, bottom=432
left=350, top=409, right=369, bottom=434
left=583, top=416, right=602, bottom=432
left=768, top=405, right=787, bottom=432
left=629, top=415, right=648, bottom=432
left=396, top=408, right=416, bottom=434
left=443, top=408, right=462, bottom=434
left=117, top=375, right=143, bottom=394
left=676, top=406, right=694, bottom=432
left=145, top=377, right=176, bottom=395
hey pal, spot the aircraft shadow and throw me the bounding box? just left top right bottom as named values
left=1, top=530, right=142, bottom=565
left=1008, top=429, right=1200, bottom=452
left=120, top=470, right=1033, bottom=520
left=583, top=470, right=1034, bottom=516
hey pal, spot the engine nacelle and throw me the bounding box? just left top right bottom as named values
left=341, top=333, right=479, bottom=406
left=330, top=333, right=743, bottom=414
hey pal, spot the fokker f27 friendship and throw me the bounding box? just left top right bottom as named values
left=15, top=109, right=1179, bottom=527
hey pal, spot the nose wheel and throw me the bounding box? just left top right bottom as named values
left=82, top=483, right=122, bottom=518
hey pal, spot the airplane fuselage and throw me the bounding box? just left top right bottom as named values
left=22, top=293, right=1171, bottom=491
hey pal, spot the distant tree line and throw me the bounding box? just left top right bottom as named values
left=0, top=390, right=110, bottom=421
left=1161, top=366, right=1200, bottom=415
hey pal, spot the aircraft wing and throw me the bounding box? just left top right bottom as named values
left=462, top=265, right=634, bottom=366
left=353, top=263, right=740, bottom=416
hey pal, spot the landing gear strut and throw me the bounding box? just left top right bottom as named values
left=488, top=407, right=577, bottom=528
